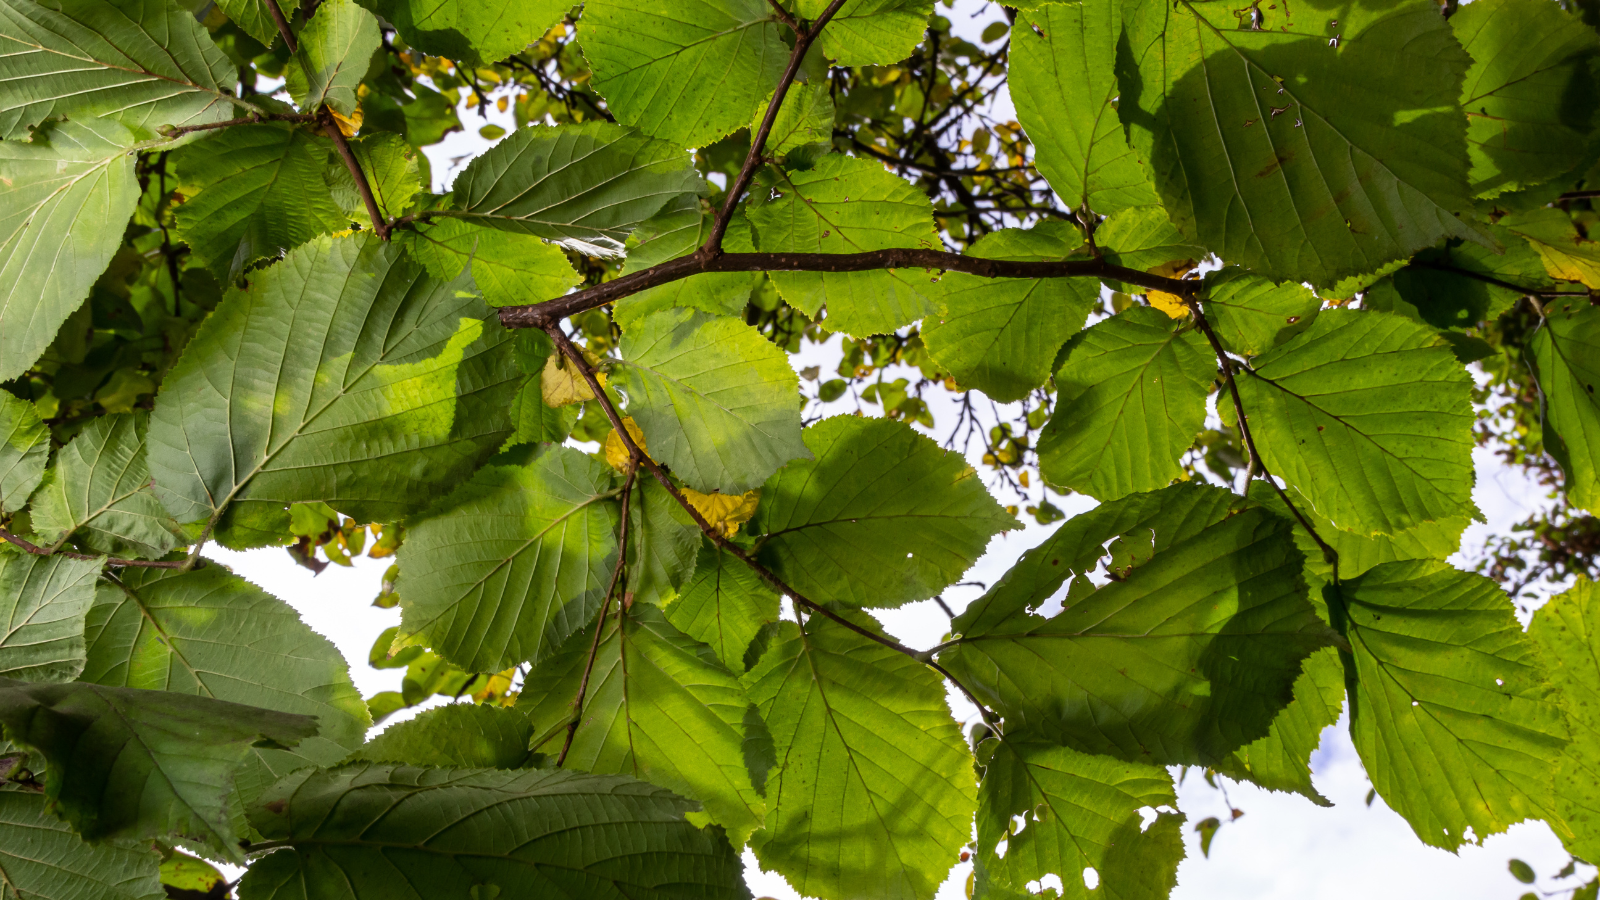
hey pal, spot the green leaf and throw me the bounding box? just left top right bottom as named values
left=578, top=0, right=788, bottom=148
left=159, top=851, right=227, bottom=897
left=615, top=201, right=760, bottom=328
left=1120, top=0, right=1483, bottom=286
left=0, top=551, right=101, bottom=683
left=398, top=446, right=619, bottom=672
left=1213, top=646, right=1345, bottom=806
left=749, top=153, right=942, bottom=337
left=665, top=541, right=779, bottom=671
left=743, top=609, right=977, bottom=900
left=80, top=566, right=372, bottom=799
left=1233, top=309, right=1477, bottom=535
left=1200, top=268, right=1320, bottom=357
left=240, top=765, right=749, bottom=900
left=0, top=677, right=316, bottom=859
left=449, top=122, right=702, bottom=257
left=1011, top=0, right=1160, bottom=215
left=799, top=0, right=931, bottom=66
left=611, top=308, right=809, bottom=494
left=626, top=476, right=702, bottom=607
left=285, top=0, right=380, bottom=117
left=939, top=483, right=1331, bottom=766
left=977, top=738, right=1184, bottom=898
left=214, top=0, right=278, bottom=47
left=401, top=218, right=579, bottom=307
left=355, top=0, right=568, bottom=65
left=1362, top=225, right=1551, bottom=332
left=327, top=132, right=423, bottom=220
left=922, top=223, right=1098, bottom=403
left=1340, top=560, right=1569, bottom=850
left=1452, top=0, right=1600, bottom=197
left=172, top=124, right=351, bottom=281
left=508, top=337, right=580, bottom=445
left=348, top=704, right=537, bottom=768
left=1529, top=301, right=1600, bottom=516
left=29, top=413, right=182, bottom=560
left=0, top=118, right=139, bottom=384
left=756, top=77, right=836, bottom=156
left=1092, top=204, right=1206, bottom=274
left=752, top=415, right=1015, bottom=608
left=517, top=602, right=765, bottom=842
left=147, top=233, right=521, bottom=539
left=0, top=792, right=165, bottom=900
left=1505, top=207, right=1600, bottom=289
left=0, top=0, right=239, bottom=140
left=1528, top=579, right=1600, bottom=863
left=1037, top=305, right=1214, bottom=501
left=0, top=391, right=48, bottom=514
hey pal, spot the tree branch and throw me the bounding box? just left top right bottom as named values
left=161, top=112, right=318, bottom=138
left=263, top=0, right=299, bottom=52
left=557, top=469, right=635, bottom=767
left=499, top=249, right=1198, bottom=328
left=542, top=325, right=999, bottom=726
left=701, top=0, right=851, bottom=254
left=0, top=529, right=191, bottom=569
left=319, top=108, right=392, bottom=240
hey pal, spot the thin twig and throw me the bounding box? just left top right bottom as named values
left=161, top=112, right=317, bottom=137
left=0, top=529, right=190, bottom=569
left=499, top=249, right=1198, bottom=328
left=765, top=0, right=801, bottom=31
left=263, top=0, right=299, bottom=52
left=541, top=326, right=999, bottom=726
left=1558, top=190, right=1600, bottom=200
left=556, top=470, right=635, bottom=767
left=320, top=109, right=391, bottom=239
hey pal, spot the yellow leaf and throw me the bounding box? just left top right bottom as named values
left=604, top=417, right=647, bottom=471
left=682, top=487, right=760, bottom=538
left=1506, top=209, right=1600, bottom=289
left=1146, top=258, right=1196, bottom=318
left=329, top=105, right=363, bottom=137
left=541, top=353, right=595, bottom=406
left=473, top=668, right=516, bottom=704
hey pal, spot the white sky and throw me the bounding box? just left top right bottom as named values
left=209, top=3, right=1593, bottom=897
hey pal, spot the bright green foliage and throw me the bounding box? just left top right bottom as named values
left=518, top=603, right=766, bottom=842
left=1038, top=306, right=1213, bottom=500
left=348, top=703, right=537, bottom=768
left=29, top=413, right=182, bottom=559
left=665, top=542, right=779, bottom=671
left=0, top=677, right=316, bottom=859
left=0, top=552, right=101, bottom=682
left=332, top=133, right=423, bottom=220
left=0, top=0, right=238, bottom=140
left=616, top=203, right=759, bottom=326
left=239, top=764, right=750, bottom=900
left=626, top=476, right=703, bottom=606
left=0, top=391, right=48, bottom=514
left=744, top=610, right=977, bottom=900
left=1215, top=646, right=1345, bottom=805
left=80, top=567, right=371, bottom=787
left=799, top=0, right=931, bottom=66
left=1529, top=300, right=1600, bottom=515
left=612, top=308, right=809, bottom=493
left=750, top=153, right=941, bottom=336
left=0, top=118, right=139, bottom=384
left=922, top=223, right=1097, bottom=402
left=758, top=77, right=835, bottom=156
left=1341, top=560, right=1569, bottom=850
left=285, top=0, right=380, bottom=117
left=402, top=218, right=580, bottom=306
left=1201, top=268, right=1321, bottom=357
left=0, top=792, right=165, bottom=900
left=1452, top=0, right=1600, bottom=197
left=172, top=124, right=351, bottom=281
left=1529, top=580, right=1600, bottom=862
left=753, top=416, right=1014, bottom=608
left=146, top=233, right=521, bottom=539
left=356, top=0, right=568, bottom=65
left=214, top=0, right=277, bottom=47
left=977, top=738, right=1184, bottom=899
left=399, top=446, right=619, bottom=672
left=1092, top=204, right=1206, bottom=273
left=941, top=484, right=1330, bottom=766
left=579, top=0, right=787, bottom=148
left=1011, top=0, right=1159, bottom=215
left=449, top=123, right=702, bottom=257
left=1120, top=0, right=1481, bottom=287
left=1235, top=310, right=1477, bottom=535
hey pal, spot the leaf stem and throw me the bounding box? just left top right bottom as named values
left=557, top=469, right=635, bottom=767
left=0, top=529, right=190, bottom=569
left=542, top=325, right=999, bottom=727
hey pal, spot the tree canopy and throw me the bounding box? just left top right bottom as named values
left=0, top=0, right=1598, bottom=897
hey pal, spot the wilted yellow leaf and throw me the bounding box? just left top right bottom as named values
left=1146, top=258, right=1196, bottom=318
left=541, top=353, right=595, bottom=406
left=682, top=487, right=760, bottom=538
left=329, top=106, right=363, bottom=137
left=604, top=417, right=647, bottom=471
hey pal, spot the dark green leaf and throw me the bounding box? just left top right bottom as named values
left=0, top=391, right=48, bottom=514
left=1529, top=300, right=1600, bottom=516
left=355, top=0, right=568, bottom=65
left=0, top=551, right=101, bottom=683
left=665, top=541, right=779, bottom=672
left=348, top=703, right=537, bottom=768
left=285, top=0, right=380, bottom=117
left=29, top=412, right=182, bottom=560
left=1201, top=267, right=1320, bottom=357
left=0, top=792, right=164, bottom=900
left=1213, top=646, right=1344, bottom=805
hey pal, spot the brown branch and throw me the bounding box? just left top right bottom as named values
left=1184, top=301, right=1341, bottom=576
left=1407, top=261, right=1588, bottom=298
left=765, top=0, right=801, bottom=31
left=557, top=470, right=635, bottom=767
left=263, top=0, right=299, bottom=52
left=160, top=112, right=317, bottom=138
left=1558, top=190, right=1600, bottom=201
left=499, top=250, right=1197, bottom=328
left=319, top=109, right=392, bottom=240
left=542, top=326, right=999, bottom=726
left=701, top=0, right=851, bottom=254
left=0, top=529, right=190, bottom=569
